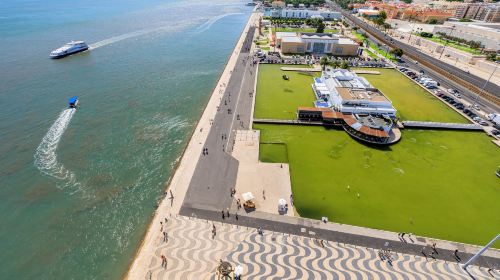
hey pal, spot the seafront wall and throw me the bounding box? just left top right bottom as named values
left=124, top=10, right=259, bottom=279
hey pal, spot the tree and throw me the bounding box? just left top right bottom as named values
left=320, top=56, right=329, bottom=70
left=486, top=53, right=498, bottom=62
left=427, top=19, right=438, bottom=24
left=374, top=17, right=385, bottom=26
left=379, top=11, right=387, bottom=21
left=329, top=60, right=341, bottom=69
left=389, top=48, right=403, bottom=58
left=340, top=61, right=349, bottom=69
left=316, top=21, right=325, bottom=33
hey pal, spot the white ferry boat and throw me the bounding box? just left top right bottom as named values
left=50, top=41, right=89, bottom=59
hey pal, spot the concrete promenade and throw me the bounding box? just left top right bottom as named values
left=125, top=11, right=260, bottom=279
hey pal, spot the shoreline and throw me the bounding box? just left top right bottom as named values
left=124, top=9, right=258, bottom=279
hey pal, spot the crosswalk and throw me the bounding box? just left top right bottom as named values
left=145, top=216, right=498, bottom=280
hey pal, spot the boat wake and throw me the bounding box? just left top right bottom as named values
left=34, top=108, right=77, bottom=185
left=88, top=19, right=196, bottom=50
left=195, top=12, right=243, bottom=33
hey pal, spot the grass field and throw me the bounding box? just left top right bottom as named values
left=354, top=68, right=469, bottom=123
left=254, top=64, right=319, bottom=120
left=351, top=31, right=398, bottom=62
left=255, top=65, right=467, bottom=123
left=260, top=143, right=288, bottom=163
left=273, top=27, right=338, bottom=33
left=255, top=124, right=500, bottom=247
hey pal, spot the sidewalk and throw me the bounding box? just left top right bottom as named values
left=180, top=207, right=500, bottom=269
left=125, top=11, right=260, bottom=279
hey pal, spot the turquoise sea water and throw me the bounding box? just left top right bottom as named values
left=0, top=0, right=252, bottom=278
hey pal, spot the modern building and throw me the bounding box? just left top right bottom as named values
left=312, top=68, right=397, bottom=116
left=454, top=3, right=500, bottom=22
left=271, top=0, right=285, bottom=8
left=434, top=21, right=500, bottom=50
left=275, top=32, right=360, bottom=55
left=295, top=68, right=400, bottom=145
left=264, top=8, right=341, bottom=20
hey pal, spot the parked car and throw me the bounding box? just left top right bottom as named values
left=479, top=120, right=489, bottom=126
left=447, top=88, right=459, bottom=95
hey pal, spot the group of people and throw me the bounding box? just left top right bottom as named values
left=159, top=217, right=170, bottom=269
left=421, top=243, right=439, bottom=261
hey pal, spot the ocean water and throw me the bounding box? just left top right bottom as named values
left=0, top=0, right=252, bottom=278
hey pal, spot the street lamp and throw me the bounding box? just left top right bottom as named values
left=407, top=20, right=415, bottom=43
left=463, top=233, right=500, bottom=270
left=472, top=64, right=498, bottom=108
left=439, top=25, right=455, bottom=59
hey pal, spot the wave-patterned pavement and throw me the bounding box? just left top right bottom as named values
left=146, top=216, right=498, bottom=279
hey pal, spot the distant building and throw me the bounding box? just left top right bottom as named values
left=275, top=32, right=360, bottom=55
left=400, top=9, right=453, bottom=23
left=454, top=3, right=500, bottom=22
left=434, top=21, right=500, bottom=50
left=271, top=0, right=285, bottom=8
left=264, top=8, right=341, bottom=20
left=358, top=9, right=380, bottom=18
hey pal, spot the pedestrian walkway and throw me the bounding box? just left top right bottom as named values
left=144, top=216, right=498, bottom=280
left=402, top=121, right=483, bottom=131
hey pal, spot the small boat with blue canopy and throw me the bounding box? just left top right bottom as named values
left=68, top=96, right=79, bottom=108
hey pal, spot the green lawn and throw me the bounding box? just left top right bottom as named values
left=255, top=65, right=467, bottom=123
left=255, top=124, right=500, bottom=247
left=254, top=64, right=319, bottom=120
left=273, top=27, right=338, bottom=33
left=364, top=48, right=378, bottom=59
left=260, top=143, right=289, bottom=163
left=351, top=31, right=397, bottom=62
left=420, top=35, right=482, bottom=55
left=354, top=68, right=469, bottom=123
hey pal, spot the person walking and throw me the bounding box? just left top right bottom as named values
left=221, top=210, right=225, bottom=220
left=432, top=243, right=438, bottom=255
left=454, top=249, right=461, bottom=262
left=421, top=247, right=428, bottom=260
left=235, top=213, right=239, bottom=221
left=161, top=255, right=167, bottom=268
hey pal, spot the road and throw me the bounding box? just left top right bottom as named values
left=400, top=59, right=500, bottom=115
left=329, top=2, right=500, bottom=105
left=181, top=26, right=257, bottom=212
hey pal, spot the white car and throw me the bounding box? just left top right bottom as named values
left=447, top=88, right=458, bottom=94
left=473, top=104, right=480, bottom=111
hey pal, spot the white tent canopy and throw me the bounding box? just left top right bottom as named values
left=278, top=198, right=287, bottom=206
left=242, top=192, right=254, bottom=202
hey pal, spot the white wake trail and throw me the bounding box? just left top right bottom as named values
left=195, top=12, right=243, bottom=33
left=89, top=19, right=196, bottom=50
left=34, top=108, right=76, bottom=183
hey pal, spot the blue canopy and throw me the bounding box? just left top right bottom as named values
left=68, top=96, right=78, bottom=105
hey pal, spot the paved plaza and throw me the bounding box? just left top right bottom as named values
left=145, top=216, right=498, bottom=280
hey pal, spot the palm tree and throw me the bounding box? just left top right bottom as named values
left=329, top=60, right=340, bottom=69
left=320, top=56, right=329, bottom=70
